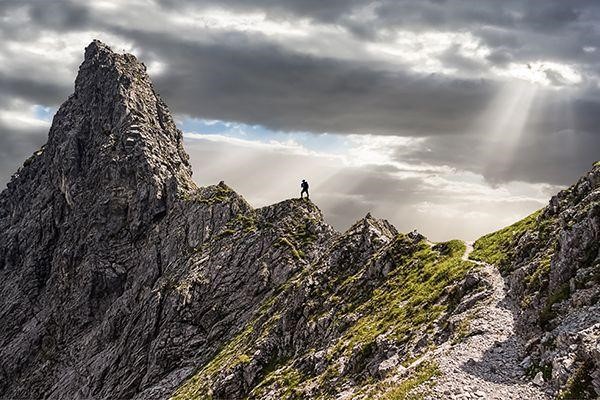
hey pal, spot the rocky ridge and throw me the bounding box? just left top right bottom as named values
left=471, top=162, right=600, bottom=399
left=0, top=41, right=334, bottom=399
left=0, top=41, right=598, bottom=399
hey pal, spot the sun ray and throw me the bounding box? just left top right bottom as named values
left=474, top=81, right=539, bottom=180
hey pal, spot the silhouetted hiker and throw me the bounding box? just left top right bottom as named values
left=300, top=179, right=309, bottom=199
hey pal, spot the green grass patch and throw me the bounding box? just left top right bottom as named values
left=249, top=366, right=304, bottom=399
left=471, top=210, right=543, bottom=269
left=278, top=237, right=304, bottom=261
left=558, top=361, right=596, bottom=400
left=539, top=283, right=571, bottom=328
left=180, top=184, right=234, bottom=205
left=171, top=325, right=254, bottom=400
left=328, top=239, right=473, bottom=364
left=370, top=361, right=439, bottom=400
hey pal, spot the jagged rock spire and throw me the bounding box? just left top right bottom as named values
left=22, top=40, right=196, bottom=232
left=52, top=40, right=193, bottom=186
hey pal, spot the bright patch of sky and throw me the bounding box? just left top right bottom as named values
left=180, top=117, right=451, bottom=175
left=179, top=117, right=350, bottom=155
left=0, top=102, right=52, bottom=131
left=33, top=105, right=55, bottom=122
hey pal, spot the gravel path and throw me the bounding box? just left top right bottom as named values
left=425, top=242, right=551, bottom=400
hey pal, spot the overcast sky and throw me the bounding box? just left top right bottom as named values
left=1, top=0, right=600, bottom=240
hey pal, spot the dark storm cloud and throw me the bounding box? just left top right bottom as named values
left=0, top=0, right=90, bottom=40
left=0, top=72, right=69, bottom=107
left=3, top=0, right=600, bottom=135
left=0, top=124, right=46, bottom=189
left=28, top=1, right=91, bottom=31
left=153, top=0, right=600, bottom=69
left=0, top=0, right=599, bottom=190
left=119, top=29, right=497, bottom=135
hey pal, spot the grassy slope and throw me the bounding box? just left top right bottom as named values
left=471, top=208, right=563, bottom=313
left=470, top=209, right=543, bottom=269
left=471, top=209, right=557, bottom=277
left=172, top=238, right=476, bottom=399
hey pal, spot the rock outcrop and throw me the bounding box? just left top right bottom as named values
left=472, top=162, right=600, bottom=399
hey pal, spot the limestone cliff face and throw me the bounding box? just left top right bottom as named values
left=0, top=42, right=485, bottom=400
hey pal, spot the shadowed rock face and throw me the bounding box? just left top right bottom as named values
left=0, top=41, right=338, bottom=399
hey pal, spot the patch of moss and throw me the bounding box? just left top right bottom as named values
left=213, top=212, right=259, bottom=240
left=171, top=324, right=254, bottom=400
left=539, top=283, right=571, bottom=328
left=369, top=361, right=439, bottom=400
left=524, top=252, right=552, bottom=290
left=249, top=366, right=303, bottom=399
left=239, top=214, right=258, bottom=233
left=292, top=223, right=317, bottom=247
left=236, top=354, right=251, bottom=365
left=181, top=185, right=234, bottom=205
left=452, top=317, right=471, bottom=345
left=217, top=228, right=236, bottom=238
left=525, top=361, right=553, bottom=381
left=278, top=237, right=304, bottom=261
left=558, top=361, right=596, bottom=400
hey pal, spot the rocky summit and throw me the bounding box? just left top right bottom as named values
left=0, top=41, right=599, bottom=400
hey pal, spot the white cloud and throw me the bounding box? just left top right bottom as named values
left=0, top=101, right=50, bottom=132
left=494, top=61, right=582, bottom=87
left=182, top=131, right=550, bottom=241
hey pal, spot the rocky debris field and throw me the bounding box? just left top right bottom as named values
left=427, top=258, right=551, bottom=400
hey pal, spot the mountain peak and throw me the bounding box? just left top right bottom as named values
left=75, top=40, right=146, bottom=97
left=84, top=39, right=112, bottom=58
left=83, top=39, right=111, bottom=59
left=3, top=41, right=195, bottom=234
